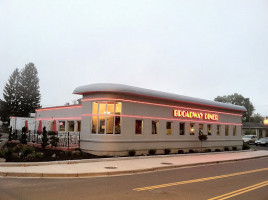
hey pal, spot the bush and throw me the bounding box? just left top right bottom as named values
left=204, top=149, right=211, bottom=152
left=189, top=149, right=195, bottom=153
left=232, top=147, right=237, bottom=151
left=243, top=142, right=250, bottom=150
left=178, top=150, right=184, bottom=154
left=224, top=147, right=230, bottom=151
left=4, top=148, right=14, bottom=159
left=0, top=133, right=2, bottom=138
left=48, top=131, right=57, bottom=136
left=128, top=150, right=136, bottom=156
left=215, top=149, right=221, bottom=152
left=148, top=149, right=156, bottom=155
left=0, top=149, right=4, bottom=158
left=20, top=127, right=28, bottom=145
left=50, top=136, right=59, bottom=147
left=13, top=144, right=26, bottom=153
left=21, top=146, right=35, bottom=157
left=64, top=151, right=72, bottom=157
left=35, top=152, right=44, bottom=159
left=164, top=148, right=171, bottom=155
left=41, top=127, right=49, bottom=149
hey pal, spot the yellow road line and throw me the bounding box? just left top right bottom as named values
left=133, top=167, right=268, bottom=191
left=208, top=180, right=268, bottom=200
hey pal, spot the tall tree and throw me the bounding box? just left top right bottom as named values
left=0, top=99, right=10, bottom=123
left=19, top=63, right=41, bottom=117
left=3, top=68, right=21, bottom=117
left=214, top=93, right=254, bottom=122
left=250, top=113, right=264, bottom=123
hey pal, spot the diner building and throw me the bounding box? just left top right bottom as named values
left=36, top=83, right=246, bottom=156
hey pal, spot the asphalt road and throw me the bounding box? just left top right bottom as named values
left=0, top=157, right=267, bottom=200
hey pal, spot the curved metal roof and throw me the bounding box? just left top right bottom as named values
left=73, top=83, right=246, bottom=112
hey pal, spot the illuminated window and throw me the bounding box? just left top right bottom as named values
left=217, top=125, right=221, bottom=135
left=233, top=126, right=236, bottom=136
left=68, top=121, right=74, bottom=132
left=166, top=122, right=172, bottom=135
left=190, top=123, right=195, bottom=135
left=199, top=124, right=203, bottom=135
left=152, top=121, right=159, bottom=134
left=179, top=123, right=185, bottom=135
left=91, top=102, right=122, bottom=134
left=225, top=125, right=229, bottom=136
left=59, top=121, right=65, bottom=132
left=135, top=120, right=143, bottom=134
left=207, top=124, right=212, bottom=136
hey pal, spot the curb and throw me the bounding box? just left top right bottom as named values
left=1, top=154, right=267, bottom=178
left=0, top=150, right=254, bottom=167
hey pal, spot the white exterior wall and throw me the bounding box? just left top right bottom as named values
left=10, top=117, right=35, bottom=131
left=79, top=93, right=244, bottom=156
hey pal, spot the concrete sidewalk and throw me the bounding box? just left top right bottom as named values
left=0, top=150, right=268, bottom=178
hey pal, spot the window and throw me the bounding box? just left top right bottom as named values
left=77, top=121, right=81, bottom=132
left=233, top=126, right=236, bottom=136
left=135, top=120, right=143, bottom=134
left=179, top=123, right=185, bottom=135
left=190, top=123, right=195, bottom=135
left=152, top=121, right=159, bottom=134
left=59, top=121, right=65, bottom=131
left=199, top=124, right=203, bottom=135
left=68, top=121, right=74, bottom=132
left=166, top=122, right=172, bottom=135
left=207, top=124, right=212, bottom=136
left=217, top=125, right=220, bottom=135
left=225, top=125, right=229, bottom=136
left=91, top=101, right=122, bottom=134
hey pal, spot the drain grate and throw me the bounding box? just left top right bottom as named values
left=161, top=162, right=173, bottom=165
left=105, top=166, right=117, bottom=169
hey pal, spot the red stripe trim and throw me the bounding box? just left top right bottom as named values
left=81, top=98, right=242, bottom=117
left=82, top=114, right=241, bottom=126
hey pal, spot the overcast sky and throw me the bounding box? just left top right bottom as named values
left=1, top=0, right=268, bottom=116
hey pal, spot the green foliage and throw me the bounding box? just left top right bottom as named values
left=0, top=149, right=4, bottom=158
left=13, top=144, right=26, bottom=153
left=214, top=93, right=254, bottom=122
left=232, top=147, right=238, bottom=151
left=64, top=151, right=72, bottom=157
left=8, top=126, right=13, bottom=141
left=198, top=134, right=208, bottom=141
left=19, top=63, right=41, bottom=116
left=3, top=148, right=14, bottom=158
left=128, top=150, right=136, bottom=156
left=20, top=126, right=28, bottom=145
left=50, top=136, right=59, bottom=147
left=243, top=142, right=250, bottom=150
left=48, top=131, right=57, bottom=136
left=178, top=149, right=184, bottom=154
left=244, top=130, right=256, bottom=135
left=148, top=149, right=156, bottom=155
left=250, top=113, right=264, bottom=123
left=21, top=146, right=34, bottom=157
left=41, top=127, right=49, bottom=149
left=164, top=148, right=171, bottom=155
left=224, top=147, right=230, bottom=151
left=189, top=149, right=195, bottom=153
left=1, top=63, right=41, bottom=119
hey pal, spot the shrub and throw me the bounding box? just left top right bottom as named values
left=21, top=146, right=35, bottom=157
left=50, top=136, right=59, bottom=147
left=65, top=151, right=72, bottom=157
left=178, top=150, right=184, bottom=154
left=4, top=148, right=14, bottom=159
left=13, top=144, right=26, bottom=153
left=26, top=153, right=37, bottom=161
left=35, top=152, right=44, bottom=159
left=204, top=149, right=211, bottom=152
left=215, top=149, right=221, bottom=152
left=148, top=149, right=156, bottom=155
left=189, top=149, right=195, bottom=153
left=48, top=131, right=57, bottom=136
left=128, top=150, right=136, bottom=156
left=224, top=147, right=230, bottom=151
left=232, top=147, right=237, bottom=151
left=41, top=127, right=49, bottom=149
left=243, top=142, right=250, bottom=150
left=20, top=127, right=28, bottom=145
left=0, top=133, right=2, bottom=138
left=0, top=149, right=4, bottom=158
left=164, top=148, right=171, bottom=155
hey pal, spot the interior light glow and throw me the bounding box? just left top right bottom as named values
left=81, top=98, right=242, bottom=117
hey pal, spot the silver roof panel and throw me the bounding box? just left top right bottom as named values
left=73, top=83, right=246, bottom=112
